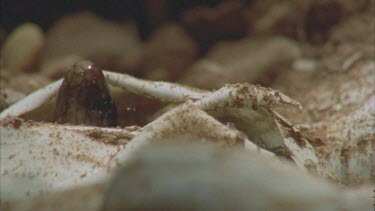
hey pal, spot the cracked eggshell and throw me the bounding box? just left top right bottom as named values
left=275, top=61, right=374, bottom=184
left=111, top=102, right=246, bottom=167
left=0, top=118, right=136, bottom=208
left=194, top=83, right=319, bottom=172
left=104, top=143, right=372, bottom=211
left=7, top=142, right=372, bottom=211
left=313, top=95, right=374, bottom=184
left=0, top=88, right=26, bottom=112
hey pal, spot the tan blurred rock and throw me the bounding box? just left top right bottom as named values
left=0, top=69, right=11, bottom=88
left=41, top=12, right=143, bottom=74
left=182, top=0, right=248, bottom=50
left=139, top=23, right=198, bottom=81
left=249, top=0, right=368, bottom=42
left=336, top=0, right=370, bottom=15
left=9, top=74, right=52, bottom=94
left=0, top=91, right=7, bottom=112
left=40, top=55, right=84, bottom=79
left=180, top=36, right=301, bottom=89
left=250, top=0, right=310, bottom=39
left=2, top=23, right=45, bottom=73
left=304, top=0, right=343, bottom=44
left=329, top=8, right=374, bottom=49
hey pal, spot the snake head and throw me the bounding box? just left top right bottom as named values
left=55, top=61, right=117, bottom=127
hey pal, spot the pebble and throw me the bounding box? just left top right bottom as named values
left=2, top=23, right=45, bottom=73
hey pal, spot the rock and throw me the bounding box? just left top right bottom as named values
left=250, top=1, right=310, bottom=39
left=139, top=23, right=198, bottom=81
left=180, top=36, right=301, bottom=89
left=9, top=74, right=52, bottom=94
left=0, top=69, right=12, bottom=89
left=40, top=54, right=84, bottom=79
left=249, top=0, right=367, bottom=42
left=41, top=12, right=143, bottom=74
left=182, top=0, right=248, bottom=51
left=0, top=92, right=7, bottom=112
left=336, top=0, right=370, bottom=15
left=304, top=0, right=343, bottom=44
left=2, top=23, right=45, bottom=73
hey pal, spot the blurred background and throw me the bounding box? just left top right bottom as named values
left=1, top=0, right=373, bottom=125
left=2, top=0, right=251, bottom=43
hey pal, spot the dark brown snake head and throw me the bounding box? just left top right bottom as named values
left=55, top=61, right=117, bottom=127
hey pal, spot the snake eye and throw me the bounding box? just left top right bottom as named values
left=55, top=61, right=117, bottom=127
